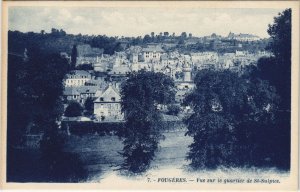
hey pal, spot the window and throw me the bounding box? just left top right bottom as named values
left=100, top=97, right=104, bottom=101
left=111, top=97, right=116, bottom=102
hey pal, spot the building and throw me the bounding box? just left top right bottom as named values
left=93, top=84, right=124, bottom=121
left=142, top=46, right=164, bottom=63
left=76, top=44, right=104, bottom=65
left=64, top=70, right=92, bottom=87
left=63, top=85, right=98, bottom=104
left=227, top=32, right=260, bottom=42
left=176, top=62, right=195, bottom=89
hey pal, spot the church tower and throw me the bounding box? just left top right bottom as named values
left=182, top=61, right=192, bottom=82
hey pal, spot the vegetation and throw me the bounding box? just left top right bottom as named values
left=167, top=104, right=181, bottom=116
left=120, top=71, right=175, bottom=173
left=7, top=47, right=87, bottom=182
left=183, top=69, right=278, bottom=169
left=65, top=101, right=83, bottom=117
left=84, top=97, right=94, bottom=116
left=254, top=8, right=291, bottom=169
left=184, top=9, right=291, bottom=170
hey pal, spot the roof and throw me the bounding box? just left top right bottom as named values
left=109, top=64, right=131, bottom=75
left=235, top=33, right=260, bottom=38
left=142, top=46, right=164, bottom=53
left=94, top=84, right=121, bottom=102
left=76, top=86, right=98, bottom=94
left=160, top=54, right=169, bottom=60
left=63, top=87, right=80, bottom=96
left=66, top=70, right=91, bottom=79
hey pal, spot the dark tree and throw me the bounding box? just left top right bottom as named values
left=71, top=44, right=78, bottom=69
left=65, top=101, right=83, bottom=117
left=143, top=34, right=152, bottom=44
left=181, top=32, right=187, bottom=39
left=252, top=9, right=291, bottom=169
left=76, top=63, right=93, bottom=70
left=151, top=32, right=155, bottom=38
left=120, top=71, right=175, bottom=173
left=184, top=70, right=279, bottom=169
left=84, top=97, right=94, bottom=116
left=7, top=47, right=73, bottom=182
left=167, top=104, right=181, bottom=116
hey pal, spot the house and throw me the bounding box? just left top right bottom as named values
left=63, top=87, right=81, bottom=102
left=142, top=45, right=164, bottom=63
left=76, top=44, right=104, bottom=65
left=93, top=84, right=124, bottom=121
left=108, top=63, right=131, bottom=77
left=131, top=62, right=152, bottom=72
left=64, top=70, right=92, bottom=87
left=227, top=32, right=260, bottom=42
left=63, top=85, right=98, bottom=104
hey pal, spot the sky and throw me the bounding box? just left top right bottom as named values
left=8, top=7, right=285, bottom=38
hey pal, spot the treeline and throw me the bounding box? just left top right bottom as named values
left=8, top=29, right=124, bottom=56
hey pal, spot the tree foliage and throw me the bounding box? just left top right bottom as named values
left=184, top=70, right=279, bottom=169
left=71, top=44, right=77, bottom=69
left=84, top=97, right=94, bottom=116
left=253, top=9, right=291, bottom=168
left=7, top=47, right=70, bottom=146
left=65, top=101, right=83, bottom=117
left=120, top=71, right=175, bottom=173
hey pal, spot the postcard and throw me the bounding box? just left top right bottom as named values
left=1, top=1, right=299, bottom=190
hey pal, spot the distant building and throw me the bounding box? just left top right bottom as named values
left=142, top=45, right=164, bottom=63
left=63, top=85, right=98, bottom=104
left=177, top=62, right=194, bottom=88
left=76, top=44, right=104, bottom=65
left=64, top=70, right=92, bottom=87
left=93, top=84, right=124, bottom=121
left=227, top=32, right=260, bottom=42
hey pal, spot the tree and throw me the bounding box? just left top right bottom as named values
left=181, top=32, right=187, bottom=39
left=76, top=63, right=93, bottom=70
left=7, top=47, right=72, bottom=181
left=143, top=34, right=152, bottom=44
left=65, top=101, right=83, bottom=117
left=184, top=70, right=279, bottom=169
left=263, top=8, right=291, bottom=110
left=151, top=32, right=155, bottom=39
left=84, top=97, right=94, bottom=116
left=252, top=9, right=291, bottom=169
left=71, top=44, right=77, bottom=69
left=120, top=71, right=175, bottom=173
left=167, top=104, right=181, bottom=116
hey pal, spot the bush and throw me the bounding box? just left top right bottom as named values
left=167, top=104, right=181, bottom=116
left=65, top=101, right=83, bottom=117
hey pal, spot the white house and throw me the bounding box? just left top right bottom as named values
left=64, top=70, right=92, bottom=87
left=93, top=84, right=124, bottom=121
left=142, top=46, right=164, bottom=63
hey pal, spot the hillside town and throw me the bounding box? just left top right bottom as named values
left=62, top=32, right=272, bottom=122
left=7, top=5, right=292, bottom=184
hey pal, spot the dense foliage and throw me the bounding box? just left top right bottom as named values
left=120, top=71, right=175, bottom=173
left=8, top=29, right=125, bottom=56
left=184, top=9, right=291, bottom=170
left=65, top=101, right=83, bottom=117
left=7, top=47, right=87, bottom=182
left=183, top=70, right=279, bottom=169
